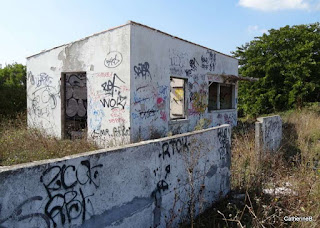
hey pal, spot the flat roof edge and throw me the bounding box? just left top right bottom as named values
left=26, top=23, right=131, bottom=59
left=128, top=21, right=236, bottom=60
left=26, top=20, right=237, bottom=60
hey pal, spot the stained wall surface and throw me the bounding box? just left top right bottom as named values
left=0, top=125, right=231, bottom=228
left=27, top=24, right=131, bottom=146
left=130, top=23, right=238, bottom=142
left=27, top=21, right=238, bottom=146
left=255, top=115, right=282, bottom=154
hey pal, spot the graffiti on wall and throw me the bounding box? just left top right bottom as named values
left=200, top=50, right=216, bottom=71
left=0, top=196, right=50, bottom=228
left=0, top=159, right=103, bottom=228
left=132, top=61, right=169, bottom=124
left=132, top=84, right=168, bottom=122
left=87, top=65, right=130, bottom=146
left=40, top=160, right=103, bottom=227
left=188, top=80, right=208, bottom=115
left=185, top=57, right=199, bottom=76
left=104, top=51, right=123, bottom=68
left=152, top=137, right=191, bottom=191
left=217, top=127, right=231, bottom=169
left=151, top=136, right=191, bottom=226
left=27, top=72, right=60, bottom=131
left=0, top=126, right=232, bottom=228
left=99, top=73, right=127, bottom=110
left=91, top=125, right=130, bottom=140
left=169, top=49, right=188, bottom=76
left=134, top=62, right=152, bottom=80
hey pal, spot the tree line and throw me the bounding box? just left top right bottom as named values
left=0, top=63, right=26, bottom=116
left=233, top=22, right=320, bottom=116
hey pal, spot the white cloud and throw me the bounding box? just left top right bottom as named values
left=239, top=0, right=316, bottom=11
left=247, top=25, right=268, bottom=35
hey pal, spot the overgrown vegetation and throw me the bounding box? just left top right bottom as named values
left=0, top=113, right=98, bottom=166
left=0, top=63, right=27, bottom=116
left=233, top=23, right=320, bottom=117
left=190, top=105, right=320, bottom=228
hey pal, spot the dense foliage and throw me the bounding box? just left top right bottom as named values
left=0, top=63, right=26, bottom=116
left=233, top=23, right=320, bottom=116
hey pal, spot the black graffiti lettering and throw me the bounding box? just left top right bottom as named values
left=160, top=143, right=170, bottom=159
left=65, top=190, right=86, bottom=223
left=0, top=196, right=50, bottom=228
left=100, top=94, right=127, bottom=109
left=40, top=160, right=103, bottom=226
left=113, top=126, right=130, bottom=137
left=159, top=137, right=190, bottom=160
left=165, top=165, right=171, bottom=179
left=100, top=73, right=127, bottom=109
left=218, top=128, right=230, bottom=158
left=76, top=161, right=103, bottom=188
left=91, top=129, right=110, bottom=139
left=44, top=193, right=65, bottom=227
left=134, top=62, right=151, bottom=79
left=104, top=51, right=123, bottom=68
left=169, top=140, right=176, bottom=155
left=101, top=73, right=125, bottom=97
left=40, top=166, right=63, bottom=198
left=138, top=109, right=158, bottom=119
left=61, top=165, right=77, bottom=189
left=182, top=137, right=190, bottom=152
left=201, top=50, right=216, bottom=71
left=157, top=180, right=169, bottom=191
left=176, top=138, right=182, bottom=153
left=190, top=58, right=199, bottom=71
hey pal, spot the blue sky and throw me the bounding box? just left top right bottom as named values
left=0, top=0, right=319, bottom=66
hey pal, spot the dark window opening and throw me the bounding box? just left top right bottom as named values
left=220, top=84, right=233, bottom=109
left=208, top=82, right=218, bottom=111
left=63, top=72, right=87, bottom=139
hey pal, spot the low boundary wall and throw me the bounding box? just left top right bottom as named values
left=255, top=115, right=282, bottom=155
left=0, top=124, right=231, bottom=228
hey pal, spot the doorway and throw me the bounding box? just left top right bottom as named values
left=62, top=72, right=87, bottom=139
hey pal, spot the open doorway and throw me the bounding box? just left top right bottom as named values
left=61, top=72, right=87, bottom=139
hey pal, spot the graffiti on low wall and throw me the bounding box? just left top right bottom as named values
left=0, top=125, right=231, bottom=228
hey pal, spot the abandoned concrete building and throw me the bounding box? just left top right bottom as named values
left=27, top=21, right=239, bottom=147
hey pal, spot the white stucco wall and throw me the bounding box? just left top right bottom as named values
left=0, top=124, right=231, bottom=228
left=27, top=25, right=131, bottom=146
left=130, top=23, right=238, bottom=142
left=27, top=21, right=238, bottom=146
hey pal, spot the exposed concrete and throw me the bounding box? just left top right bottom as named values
left=255, top=115, right=282, bottom=156
left=0, top=125, right=231, bottom=228
left=27, top=21, right=238, bottom=147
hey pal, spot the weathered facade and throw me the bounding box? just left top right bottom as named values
left=27, top=21, right=238, bottom=147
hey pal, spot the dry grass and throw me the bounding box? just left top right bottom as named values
left=0, top=112, right=98, bottom=166
left=190, top=105, right=320, bottom=228
left=1, top=107, right=319, bottom=227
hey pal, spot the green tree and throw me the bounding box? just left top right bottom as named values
left=0, top=63, right=27, bottom=116
left=233, top=23, right=320, bottom=116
